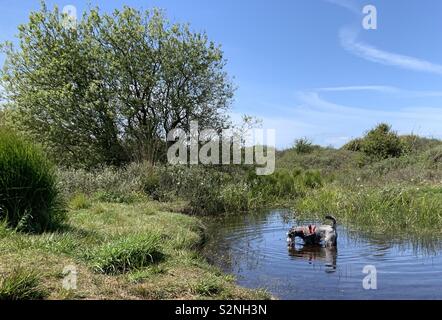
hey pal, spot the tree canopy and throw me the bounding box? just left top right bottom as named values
left=1, top=3, right=233, bottom=167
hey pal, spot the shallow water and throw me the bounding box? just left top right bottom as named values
left=203, top=209, right=442, bottom=300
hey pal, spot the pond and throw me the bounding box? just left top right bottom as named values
left=202, top=209, right=442, bottom=300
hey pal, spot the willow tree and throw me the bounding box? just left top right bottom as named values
left=1, top=3, right=233, bottom=167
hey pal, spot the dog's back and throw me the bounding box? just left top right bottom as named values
left=287, top=215, right=338, bottom=247
left=322, top=215, right=337, bottom=246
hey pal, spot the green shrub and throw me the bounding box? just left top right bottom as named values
left=342, top=138, right=363, bottom=152
left=158, top=166, right=227, bottom=214
left=0, top=129, right=65, bottom=232
left=0, top=268, right=47, bottom=300
left=87, top=233, right=164, bottom=274
left=131, top=162, right=160, bottom=198
left=277, top=147, right=359, bottom=173
left=400, top=135, right=442, bottom=154
left=249, top=168, right=322, bottom=201
left=293, top=138, right=314, bottom=154
left=360, top=123, right=405, bottom=160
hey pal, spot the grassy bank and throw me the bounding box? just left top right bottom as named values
left=0, top=198, right=270, bottom=300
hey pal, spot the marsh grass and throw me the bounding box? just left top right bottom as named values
left=294, top=185, right=442, bottom=234
left=0, top=268, right=47, bottom=300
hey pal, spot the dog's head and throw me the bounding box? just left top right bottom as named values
left=286, top=227, right=305, bottom=243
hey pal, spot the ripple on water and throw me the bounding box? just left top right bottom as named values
left=203, top=210, right=442, bottom=300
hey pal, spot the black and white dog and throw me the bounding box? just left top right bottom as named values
left=287, top=215, right=337, bottom=247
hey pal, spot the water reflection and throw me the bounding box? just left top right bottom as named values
left=203, top=209, right=442, bottom=299
left=288, top=245, right=337, bottom=273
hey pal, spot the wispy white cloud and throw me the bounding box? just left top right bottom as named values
left=324, top=0, right=361, bottom=15
left=296, top=90, right=442, bottom=121
left=325, top=0, right=442, bottom=75
left=316, top=85, right=442, bottom=97
left=317, top=85, right=400, bottom=94
left=340, top=27, right=442, bottom=75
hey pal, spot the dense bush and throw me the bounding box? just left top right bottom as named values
left=0, top=129, right=64, bottom=232
left=400, top=135, right=442, bottom=154
left=342, top=124, right=406, bottom=161
left=361, top=124, right=405, bottom=160
left=250, top=169, right=323, bottom=200
left=157, top=166, right=230, bottom=214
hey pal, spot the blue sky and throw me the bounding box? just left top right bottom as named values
left=1, top=0, right=442, bottom=148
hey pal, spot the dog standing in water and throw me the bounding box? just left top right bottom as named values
left=287, top=215, right=337, bottom=247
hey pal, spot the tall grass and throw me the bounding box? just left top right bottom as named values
left=87, top=233, right=164, bottom=274
left=59, top=164, right=323, bottom=215
left=0, top=129, right=65, bottom=232
left=0, top=268, right=47, bottom=300
left=58, top=162, right=158, bottom=203
left=295, top=185, right=442, bottom=233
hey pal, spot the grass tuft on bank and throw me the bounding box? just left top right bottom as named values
left=0, top=268, right=47, bottom=300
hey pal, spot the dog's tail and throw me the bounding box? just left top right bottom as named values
left=325, top=215, right=337, bottom=228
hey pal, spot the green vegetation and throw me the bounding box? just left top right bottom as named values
left=276, top=124, right=442, bottom=234
left=88, top=233, right=164, bottom=275
left=0, top=129, right=65, bottom=232
left=0, top=198, right=270, bottom=299
left=1, top=4, right=233, bottom=167
left=0, top=268, right=48, bottom=300
left=58, top=165, right=323, bottom=215
left=294, top=186, right=442, bottom=234
left=293, top=137, right=316, bottom=154
left=69, top=193, right=92, bottom=210
left=343, top=123, right=406, bottom=160
left=1, top=2, right=442, bottom=301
